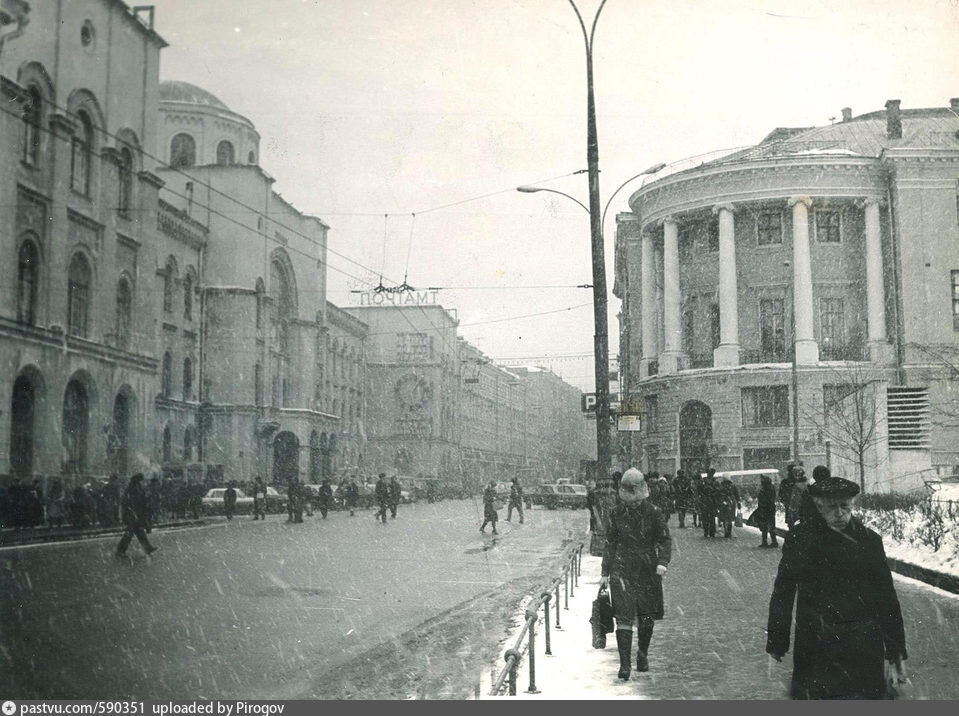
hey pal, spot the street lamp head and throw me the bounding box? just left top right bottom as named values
left=643, top=162, right=667, bottom=175
left=516, top=186, right=542, bottom=194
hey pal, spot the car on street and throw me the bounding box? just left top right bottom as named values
left=528, top=483, right=589, bottom=510
left=201, top=487, right=254, bottom=515
left=264, top=486, right=287, bottom=513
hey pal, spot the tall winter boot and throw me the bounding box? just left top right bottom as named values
left=616, top=629, right=632, bottom=681
left=636, top=620, right=654, bottom=672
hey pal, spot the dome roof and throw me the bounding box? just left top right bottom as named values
left=159, top=81, right=230, bottom=111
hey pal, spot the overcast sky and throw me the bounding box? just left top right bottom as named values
left=151, top=0, right=959, bottom=390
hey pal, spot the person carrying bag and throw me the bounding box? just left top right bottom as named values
left=590, top=584, right=614, bottom=649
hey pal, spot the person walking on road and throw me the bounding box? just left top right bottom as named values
left=374, top=473, right=390, bottom=523
left=671, top=470, right=691, bottom=528
left=345, top=479, right=359, bottom=516
left=600, top=468, right=671, bottom=680
left=318, top=478, right=334, bottom=519
left=766, top=476, right=908, bottom=699
left=388, top=476, right=402, bottom=519
left=116, top=474, right=157, bottom=558
left=717, top=477, right=741, bottom=538
left=479, top=480, right=499, bottom=535
left=755, top=474, right=779, bottom=548
left=506, top=478, right=524, bottom=524
left=223, top=481, right=238, bottom=521
left=700, top=468, right=720, bottom=538
left=783, top=465, right=808, bottom=531
left=251, top=476, right=266, bottom=520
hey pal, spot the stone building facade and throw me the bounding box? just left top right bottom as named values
left=614, top=99, right=959, bottom=491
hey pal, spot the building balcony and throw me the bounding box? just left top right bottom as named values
left=741, top=347, right=793, bottom=364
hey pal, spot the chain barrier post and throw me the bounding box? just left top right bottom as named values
left=555, top=582, right=562, bottom=629
left=541, top=591, right=552, bottom=655
left=564, top=567, right=569, bottom=610
left=525, top=606, right=540, bottom=694
left=569, top=552, right=576, bottom=597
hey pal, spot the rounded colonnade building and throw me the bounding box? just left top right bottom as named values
left=614, top=99, right=959, bottom=490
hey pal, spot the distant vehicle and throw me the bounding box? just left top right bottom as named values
left=529, top=483, right=588, bottom=510
left=494, top=482, right=512, bottom=501
left=263, top=486, right=287, bottom=513
left=201, top=488, right=254, bottom=515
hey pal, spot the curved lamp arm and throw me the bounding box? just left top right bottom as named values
left=516, top=186, right=590, bottom=215
left=600, top=162, right=667, bottom=228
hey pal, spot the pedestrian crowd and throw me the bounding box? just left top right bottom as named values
left=586, top=462, right=909, bottom=699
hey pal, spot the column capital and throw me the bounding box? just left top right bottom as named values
left=857, top=196, right=886, bottom=210
left=662, top=215, right=678, bottom=228
left=787, top=195, right=813, bottom=209
left=712, top=203, right=736, bottom=216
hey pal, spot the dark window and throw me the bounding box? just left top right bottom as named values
left=255, top=363, right=263, bottom=406
left=759, top=298, right=786, bottom=360
left=183, top=357, right=193, bottom=401
left=116, top=278, right=132, bottom=349
left=63, top=379, right=90, bottom=472
left=710, top=304, right=721, bottom=351
left=170, top=133, right=196, bottom=169
left=216, top=140, right=235, bottom=165
left=162, top=352, right=173, bottom=398
left=183, top=427, right=195, bottom=462
left=10, top=374, right=36, bottom=476
left=71, top=111, right=93, bottom=195
left=162, top=424, right=172, bottom=463
left=248, top=150, right=256, bottom=164
left=118, top=147, right=133, bottom=217
left=17, top=239, right=39, bottom=325
left=757, top=211, right=782, bottom=246
left=815, top=210, right=842, bottom=243
left=22, top=86, right=42, bottom=165
left=741, top=386, right=790, bottom=427
left=819, top=298, right=845, bottom=358
left=682, top=306, right=695, bottom=355
left=645, top=395, right=658, bottom=434
left=163, top=260, right=176, bottom=314
left=952, top=271, right=959, bottom=331
left=183, top=272, right=193, bottom=321
left=67, top=253, right=92, bottom=337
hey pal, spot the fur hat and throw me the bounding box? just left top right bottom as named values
left=807, top=476, right=860, bottom=498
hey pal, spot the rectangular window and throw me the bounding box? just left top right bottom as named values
left=757, top=211, right=783, bottom=246
left=705, top=218, right=719, bottom=252
left=710, top=304, right=721, bottom=351
left=678, top=225, right=695, bottom=261
left=819, top=298, right=845, bottom=359
left=682, top=307, right=695, bottom=355
left=741, top=386, right=790, bottom=427
left=952, top=270, right=959, bottom=331
left=759, top=298, right=786, bottom=360
left=815, top=210, right=842, bottom=243
left=644, top=395, right=658, bottom=434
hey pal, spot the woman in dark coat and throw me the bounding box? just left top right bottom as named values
left=116, top=474, right=157, bottom=557
left=756, top=474, right=778, bottom=547
left=601, top=468, right=672, bottom=680
left=479, top=480, right=498, bottom=535
left=766, top=476, right=907, bottom=699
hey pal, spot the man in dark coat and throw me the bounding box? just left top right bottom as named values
left=223, top=481, right=238, bottom=520
left=600, top=468, right=672, bottom=680
left=717, top=478, right=741, bottom=538
left=671, top=470, right=692, bottom=528
left=506, top=478, right=524, bottom=523
left=699, top=468, right=720, bottom=538
left=251, top=476, right=267, bottom=520
left=479, top=480, right=499, bottom=535
left=766, top=476, right=908, bottom=699
left=755, top=474, right=779, bottom=548
left=345, top=479, right=359, bottom=516
left=374, top=473, right=390, bottom=523
left=116, top=474, right=157, bottom=557
left=318, top=478, right=334, bottom=519
left=798, top=465, right=830, bottom=524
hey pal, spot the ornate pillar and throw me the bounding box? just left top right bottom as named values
left=713, top=204, right=740, bottom=367
left=863, top=198, right=893, bottom=363
left=640, top=229, right=657, bottom=377
left=660, top=217, right=682, bottom=374
left=788, top=196, right=819, bottom=364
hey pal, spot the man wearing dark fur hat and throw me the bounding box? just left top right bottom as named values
left=766, top=476, right=908, bottom=699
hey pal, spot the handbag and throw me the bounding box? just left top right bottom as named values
left=590, top=585, right=614, bottom=649
left=745, top=508, right=760, bottom=527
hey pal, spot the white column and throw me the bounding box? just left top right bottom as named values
left=660, top=217, right=682, bottom=374
left=789, top=196, right=819, bottom=364
left=640, top=229, right=657, bottom=377
left=713, top=204, right=740, bottom=367
left=863, top=198, right=892, bottom=363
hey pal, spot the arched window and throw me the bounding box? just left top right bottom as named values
left=67, top=253, right=92, bottom=338
left=254, top=363, right=263, bottom=405
left=182, top=357, right=193, bottom=401
left=17, top=238, right=39, bottom=325
left=22, top=86, right=42, bottom=165
left=115, top=277, right=132, bottom=349
left=163, top=258, right=176, bottom=314
left=255, top=278, right=265, bottom=329
left=170, top=133, right=196, bottom=169
left=183, top=270, right=194, bottom=320
left=216, top=140, right=235, bottom=165
left=118, top=146, right=133, bottom=217
left=71, top=110, right=94, bottom=195
left=10, top=373, right=37, bottom=476
left=248, top=150, right=256, bottom=164
left=162, top=351, right=173, bottom=397
left=162, top=424, right=172, bottom=463
left=63, top=379, right=89, bottom=473
left=183, top=426, right=195, bottom=462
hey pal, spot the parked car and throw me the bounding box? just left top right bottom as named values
left=529, top=483, right=588, bottom=510
left=263, top=486, right=287, bottom=513
left=201, top=488, right=254, bottom=515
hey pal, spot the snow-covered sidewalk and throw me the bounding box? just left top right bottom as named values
left=478, top=552, right=652, bottom=699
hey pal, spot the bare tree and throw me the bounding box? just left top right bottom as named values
left=905, top=342, right=959, bottom=429
left=802, top=363, right=885, bottom=493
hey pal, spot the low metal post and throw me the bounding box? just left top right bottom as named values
left=541, top=592, right=552, bottom=655
left=526, top=608, right=540, bottom=694
left=554, top=582, right=562, bottom=629
left=564, top=567, right=569, bottom=610
left=579, top=544, right=584, bottom=578
left=569, top=554, right=576, bottom=597
left=504, top=649, right=520, bottom=696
